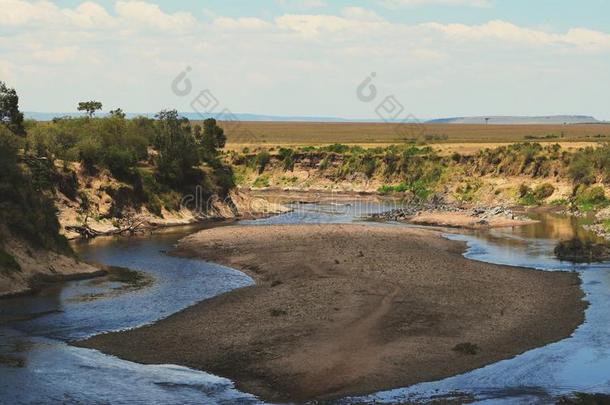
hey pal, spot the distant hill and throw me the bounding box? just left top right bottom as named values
left=426, top=115, right=601, bottom=125
left=24, top=112, right=603, bottom=125
left=23, top=112, right=356, bottom=122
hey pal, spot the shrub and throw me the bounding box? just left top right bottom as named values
left=378, top=183, right=409, bottom=194
left=319, top=155, right=331, bottom=171
left=574, top=185, right=608, bottom=211
left=253, top=175, right=270, bottom=188
left=255, top=151, right=270, bottom=174
left=569, top=154, right=595, bottom=185
left=104, top=146, right=137, bottom=180
left=533, top=183, right=555, bottom=200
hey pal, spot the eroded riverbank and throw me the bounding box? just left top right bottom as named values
left=77, top=224, right=586, bottom=403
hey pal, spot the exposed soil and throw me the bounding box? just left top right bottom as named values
left=77, top=224, right=586, bottom=403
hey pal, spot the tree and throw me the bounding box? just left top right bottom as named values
left=0, top=81, right=25, bottom=136
left=200, top=118, right=226, bottom=157
left=153, top=110, right=200, bottom=186
left=77, top=101, right=103, bottom=117
left=109, top=108, right=126, bottom=119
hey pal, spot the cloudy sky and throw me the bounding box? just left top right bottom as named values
left=2, top=0, right=610, bottom=119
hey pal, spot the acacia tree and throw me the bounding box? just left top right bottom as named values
left=0, top=81, right=25, bottom=136
left=77, top=101, right=103, bottom=117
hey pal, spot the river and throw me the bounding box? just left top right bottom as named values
left=0, top=204, right=609, bottom=404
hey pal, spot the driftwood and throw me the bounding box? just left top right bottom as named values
left=66, top=215, right=149, bottom=239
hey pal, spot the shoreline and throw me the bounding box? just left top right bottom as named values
left=76, top=224, right=586, bottom=403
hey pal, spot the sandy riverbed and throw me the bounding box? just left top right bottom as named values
left=77, top=224, right=586, bottom=403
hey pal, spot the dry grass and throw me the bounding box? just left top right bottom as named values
left=214, top=121, right=610, bottom=148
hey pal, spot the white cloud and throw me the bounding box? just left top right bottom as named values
left=32, top=46, right=80, bottom=63
left=341, top=7, right=383, bottom=22
left=0, top=0, right=113, bottom=28
left=213, top=17, right=271, bottom=31
left=382, top=0, right=490, bottom=8
left=276, top=0, right=327, bottom=10
left=114, top=1, right=196, bottom=31
left=1, top=0, right=609, bottom=119
left=424, top=20, right=610, bottom=51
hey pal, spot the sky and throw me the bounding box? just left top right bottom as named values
left=1, top=0, right=610, bottom=120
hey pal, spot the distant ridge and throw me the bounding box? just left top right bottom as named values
left=426, top=115, right=601, bottom=125
left=24, top=112, right=603, bottom=125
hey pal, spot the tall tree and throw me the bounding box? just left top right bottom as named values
left=0, top=81, right=25, bottom=136
left=77, top=101, right=103, bottom=117
left=200, top=118, right=226, bottom=157
left=153, top=110, right=200, bottom=186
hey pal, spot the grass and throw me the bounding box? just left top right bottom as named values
left=216, top=121, right=610, bottom=146
left=253, top=175, right=271, bottom=188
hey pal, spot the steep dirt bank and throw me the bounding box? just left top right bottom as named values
left=52, top=162, right=288, bottom=239
left=228, top=145, right=608, bottom=210
left=78, top=224, right=586, bottom=403
left=0, top=229, right=102, bottom=298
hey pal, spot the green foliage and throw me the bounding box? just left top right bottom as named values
left=319, top=155, right=331, bottom=171
left=519, top=183, right=555, bottom=206
left=253, top=174, right=270, bottom=188
left=0, top=127, right=70, bottom=253
left=378, top=183, right=409, bottom=194
left=153, top=110, right=200, bottom=187
left=77, top=100, right=103, bottom=117
left=574, top=185, right=608, bottom=211
left=200, top=118, right=226, bottom=159
left=322, top=143, right=350, bottom=154
left=569, top=153, right=596, bottom=185
left=0, top=81, right=25, bottom=136
left=278, top=148, right=295, bottom=171
left=109, top=108, right=126, bottom=118
left=455, top=180, right=482, bottom=202
left=104, top=146, right=137, bottom=180
left=255, top=151, right=271, bottom=174
left=26, top=116, right=149, bottom=177
left=534, top=183, right=556, bottom=200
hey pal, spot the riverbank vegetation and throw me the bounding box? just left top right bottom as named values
left=0, top=81, right=238, bottom=276
left=229, top=142, right=610, bottom=210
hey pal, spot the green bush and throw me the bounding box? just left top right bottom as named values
left=0, top=127, right=70, bottom=253
left=569, top=153, right=596, bottom=185
left=253, top=175, right=270, bottom=188
left=574, top=185, right=608, bottom=211
left=534, top=183, right=555, bottom=200
left=378, top=183, right=409, bottom=194
left=255, top=151, right=271, bottom=174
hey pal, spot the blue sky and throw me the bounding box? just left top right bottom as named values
left=2, top=0, right=610, bottom=119
left=49, top=0, right=610, bottom=32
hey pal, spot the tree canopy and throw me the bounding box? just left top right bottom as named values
left=0, top=81, right=25, bottom=136
left=77, top=101, right=103, bottom=117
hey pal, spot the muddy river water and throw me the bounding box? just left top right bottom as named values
left=0, top=205, right=609, bottom=404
